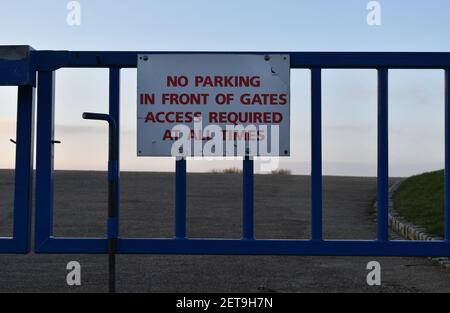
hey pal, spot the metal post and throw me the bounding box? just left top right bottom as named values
left=377, top=68, right=389, bottom=241
left=242, top=156, right=254, bottom=240
left=175, top=158, right=187, bottom=239
left=311, top=68, right=323, bottom=241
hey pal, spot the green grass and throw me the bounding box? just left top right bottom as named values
left=394, top=169, right=444, bottom=237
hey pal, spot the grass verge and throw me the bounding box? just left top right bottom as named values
left=394, top=169, right=444, bottom=237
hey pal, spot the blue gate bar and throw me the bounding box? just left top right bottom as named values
left=311, top=68, right=323, bottom=241
left=35, top=71, right=55, bottom=249
left=175, top=158, right=187, bottom=239
left=377, top=68, right=389, bottom=241
left=242, top=157, right=254, bottom=240
left=109, top=68, right=121, bottom=238
left=34, top=237, right=450, bottom=256
left=445, top=69, right=450, bottom=241
left=12, top=86, right=35, bottom=252
left=0, top=46, right=35, bottom=86
left=32, top=51, right=450, bottom=70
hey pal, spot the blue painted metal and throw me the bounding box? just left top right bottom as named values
left=31, top=51, right=450, bottom=256
left=108, top=68, right=121, bottom=258
left=12, top=86, right=35, bottom=252
left=175, top=158, right=187, bottom=239
left=242, top=157, right=254, bottom=240
left=34, top=237, right=450, bottom=257
left=108, top=160, right=119, bottom=182
left=35, top=71, right=55, bottom=251
left=0, top=86, right=35, bottom=253
left=0, top=46, right=35, bottom=86
left=109, top=69, right=121, bottom=144
left=446, top=69, right=450, bottom=241
left=0, top=46, right=36, bottom=253
left=30, top=51, right=450, bottom=70
left=107, top=218, right=119, bottom=238
left=311, top=68, right=323, bottom=241
left=377, top=68, right=389, bottom=241
left=1, top=49, right=449, bottom=256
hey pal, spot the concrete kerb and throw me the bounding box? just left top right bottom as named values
left=374, top=180, right=450, bottom=269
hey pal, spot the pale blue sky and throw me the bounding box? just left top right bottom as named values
left=0, top=0, right=449, bottom=176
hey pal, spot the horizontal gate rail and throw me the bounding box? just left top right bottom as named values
left=31, top=51, right=450, bottom=70
left=35, top=238, right=450, bottom=257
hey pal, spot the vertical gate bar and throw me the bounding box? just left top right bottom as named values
left=311, top=68, right=323, bottom=241
left=107, top=118, right=118, bottom=293
left=13, top=86, right=35, bottom=252
left=109, top=68, right=120, bottom=222
left=108, top=68, right=120, bottom=293
left=35, top=71, right=55, bottom=249
left=242, top=156, right=254, bottom=240
left=377, top=68, right=389, bottom=241
left=445, top=69, right=450, bottom=241
left=175, top=158, right=187, bottom=239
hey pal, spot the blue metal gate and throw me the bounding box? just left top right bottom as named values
left=2, top=46, right=450, bottom=256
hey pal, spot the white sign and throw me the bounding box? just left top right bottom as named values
left=137, top=54, right=290, bottom=157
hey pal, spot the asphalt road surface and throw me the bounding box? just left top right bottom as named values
left=0, top=170, right=449, bottom=293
